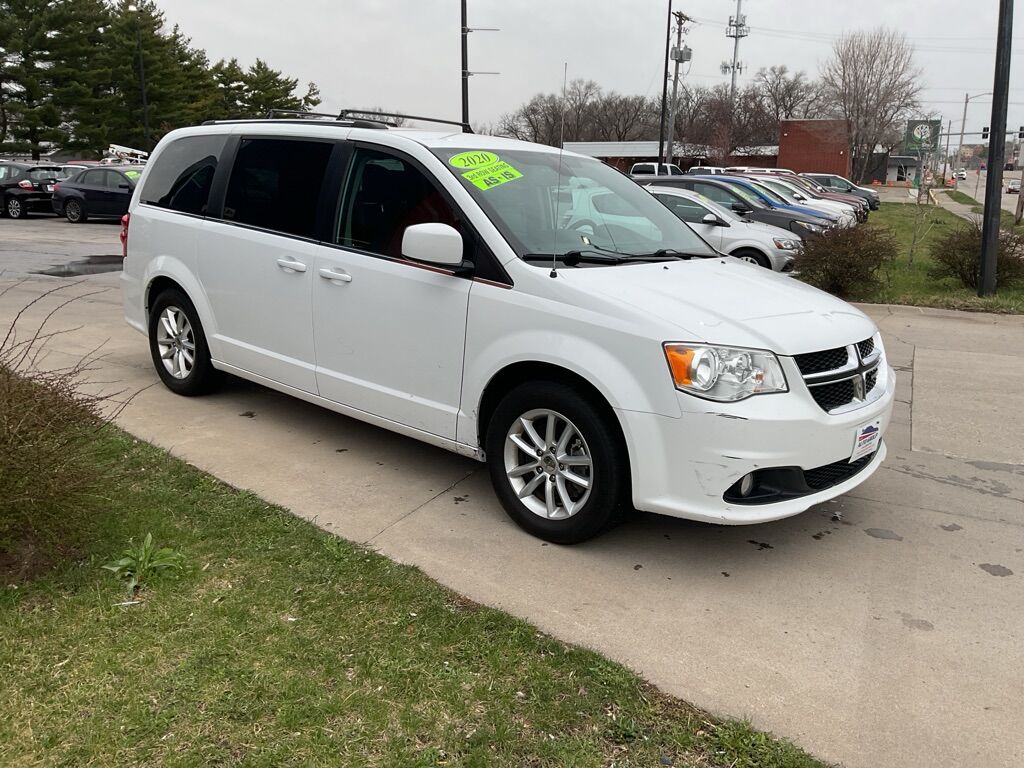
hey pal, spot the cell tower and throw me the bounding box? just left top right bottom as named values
left=720, top=0, right=749, bottom=103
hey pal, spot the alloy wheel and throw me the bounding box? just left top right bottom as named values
left=504, top=408, right=593, bottom=520
left=66, top=201, right=81, bottom=222
left=155, top=306, right=196, bottom=379
left=7, top=198, right=22, bottom=218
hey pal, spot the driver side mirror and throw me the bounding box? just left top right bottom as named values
left=730, top=202, right=751, bottom=214
left=702, top=212, right=727, bottom=227
left=401, top=223, right=465, bottom=268
left=793, top=193, right=806, bottom=201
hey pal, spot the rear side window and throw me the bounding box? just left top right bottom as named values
left=82, top=170, right=104, bottom=185
left=633, top=164, right=654, bottom=175
left=140, top=134, right=226, bottom=215
left=223, top=138, right=332, bottom=239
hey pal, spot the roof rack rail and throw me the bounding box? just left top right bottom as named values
left=265, top=108, right=389, bottom=129
left=337, top=109, right=473, bottom=133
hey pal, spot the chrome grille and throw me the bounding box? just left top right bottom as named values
left=799, top=337, right=882, bottom=414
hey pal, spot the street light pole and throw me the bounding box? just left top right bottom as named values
left=128, top=4, right=150, bottom=150
left=958, top=91, right=991, bottom=171
left=461, top=0, right=469, bottom=127
left=979, top=0, right=1014, bottom=297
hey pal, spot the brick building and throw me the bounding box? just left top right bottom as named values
left=777, top=119, right=851, bottom=176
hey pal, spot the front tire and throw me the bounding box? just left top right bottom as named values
left=6, top=196, right=25, bottom=219
left=148, top=288, right=222, bottom=396
left=733, top=248, right=771, bottom=269
left=64, top=199, right=86, bottom=223
left=485, top=381, right=627, bottom=544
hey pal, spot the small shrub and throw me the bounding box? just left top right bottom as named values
left=794, top=225, right=897, bottom=298
left=927, top=219, right=1024, bottom=290
left=103, top=532, right=185, bottom=592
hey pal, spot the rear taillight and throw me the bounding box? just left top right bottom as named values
left=18, top=179, right=33, bottom=189
left=120, top=213, right=130, bottom=259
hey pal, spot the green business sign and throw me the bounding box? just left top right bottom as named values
left=903, top=120, right=942, bottom=153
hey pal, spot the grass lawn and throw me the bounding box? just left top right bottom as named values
left=0, top=426, right=824, bottom=768
left=854, top=203, right=1024, bottom=313
left=943, top=189, right=980, bottom=206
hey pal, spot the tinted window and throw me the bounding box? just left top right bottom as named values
left=633, top=164, right=654, bottom=175
left=29, top=168, right=58, bottom=180
left=337, top=147, right=460, bottom=258
left=669, top=166, right=684, bottom=175
left=81, top=170, right=105, bottom=185
left=141, top=134, right=226, bottom=215
left=693, top=183, right=736, bottom=205
left=223, top=138, right=332, bottom=239
left=656, top=194, right=710, bottom=224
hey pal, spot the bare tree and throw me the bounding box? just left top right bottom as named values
left=821, top=27, right=921, bottom=182
left=754, top=66, right=826, bottom=122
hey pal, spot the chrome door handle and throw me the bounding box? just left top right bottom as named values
left=318, top=267, right=353, bottom=283
left=276, top=258, right=307, bottom=273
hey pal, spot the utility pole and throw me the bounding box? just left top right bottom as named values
left=460, top=0, right=499, bottom=129
left=665, top=13, right=692, bottom=168
left=721, top=0, right=748, bottom=104
left=941, top=119, right=951, bottom=186
left=979, top=0, right=1013, bottom=297
left=658, top=0, right=673, bottom=165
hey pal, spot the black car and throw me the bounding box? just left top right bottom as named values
left=52, top=166, right=142, bottom=223
left=633, top=175, right=832, bottom=238
left=0, top=162, right=62, bottom=219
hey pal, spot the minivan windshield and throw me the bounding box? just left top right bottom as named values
left=432, top=148, right=717, bottom=261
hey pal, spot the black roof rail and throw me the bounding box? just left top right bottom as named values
left=337, top=109, right=473, bottom=133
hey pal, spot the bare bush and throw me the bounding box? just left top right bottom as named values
left=795, top=226, right=897, bottom=298
left=0, top=283, right=127, bottom=577
left=927, top=221, right=1024, bottom=290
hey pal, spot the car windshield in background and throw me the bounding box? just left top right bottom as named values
left=729, top=183, right=766, bottom=207
left=431, top=148, right=717, bottom=261
left=28, top=168, right=59, bottom=180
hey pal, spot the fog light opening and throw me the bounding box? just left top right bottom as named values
left=738, top=473, right=755, bottom=497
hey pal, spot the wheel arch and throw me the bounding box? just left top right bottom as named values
left=141, top=263, right=220, bottom=359
left=476, top=361, right=629, bottom=465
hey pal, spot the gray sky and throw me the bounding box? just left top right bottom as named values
left=162, top=0, right=1020, bottom=148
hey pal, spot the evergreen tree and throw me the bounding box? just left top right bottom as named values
left=240, top=59, right=320, bottom=118
left=0, top=0, right=64, bottom=159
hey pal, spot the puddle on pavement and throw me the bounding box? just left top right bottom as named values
left=34, top=255, right=123, bottom=277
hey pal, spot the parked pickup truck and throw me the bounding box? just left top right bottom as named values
left=630, top=162, right=685, bottom=177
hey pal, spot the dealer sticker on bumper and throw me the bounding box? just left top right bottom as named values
left=850, top=419, right=882, bottom=463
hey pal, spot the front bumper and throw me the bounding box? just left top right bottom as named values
left=618, top=361, right=896, bottom=524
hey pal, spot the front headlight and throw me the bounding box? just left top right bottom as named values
left=772, top=237, right=798, bottom=250
left=794, top=221, right=822, bottom=234
left=663, top=343, right=788, bottom=401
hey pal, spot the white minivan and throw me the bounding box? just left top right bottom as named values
left=121, top=116, right=895, bottom=543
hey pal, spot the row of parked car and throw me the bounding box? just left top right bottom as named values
left=0, top=160, right=143, bottom=222
left=624, top=164, right=880, bottom=272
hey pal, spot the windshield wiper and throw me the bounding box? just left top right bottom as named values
left=522, top=249, right=683, bottom=266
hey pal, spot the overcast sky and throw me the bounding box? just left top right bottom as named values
left=161, top=0, right=1020, bottom=146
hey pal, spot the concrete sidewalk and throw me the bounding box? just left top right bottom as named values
left=1, top=255, right=1022, bottom=767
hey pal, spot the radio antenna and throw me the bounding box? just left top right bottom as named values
left=550, top=62, right=569, bottom=279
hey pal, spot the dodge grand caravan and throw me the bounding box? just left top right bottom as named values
left=121, top=115, right=895, bottom=544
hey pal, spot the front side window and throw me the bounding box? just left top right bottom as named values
left=655, top=194, right=711, bottom=224
left=336, top=147, right=460, bottom=258
left=693, top=183, right=736, bottom=206
left=223, top=138, right=332, bottom=239
left=432, top=148, right=716, bottom=260
left=140, top=134, right=226, bottom=216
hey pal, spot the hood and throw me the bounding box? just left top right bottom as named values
left=561, top=257, right=875, bottom=356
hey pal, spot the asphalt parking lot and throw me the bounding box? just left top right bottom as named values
left=2, top=217, right=1022, bottom=768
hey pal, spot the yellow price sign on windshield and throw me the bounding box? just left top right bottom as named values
left=449, top=151, right=523, bottom=191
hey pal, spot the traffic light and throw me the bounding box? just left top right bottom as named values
left=1018, top=126, right=1024, bottom=139
left=982, top=126, right=990, bottom=140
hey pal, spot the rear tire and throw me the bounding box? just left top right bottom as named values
left=485, top=381, right=627, bottom=544
left=148, top=288, right=222, bottom=396
left=64, top=199, right=86, bottom=223
left=733, top=248, right=770, bottom=269
left=6, top=196, right=25, bottom=219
